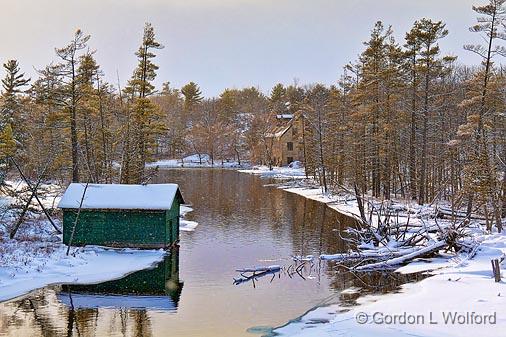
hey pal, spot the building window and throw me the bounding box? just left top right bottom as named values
left=287, top=157, right=294, bottom=165
left=287, top=142, right=293, bottom=151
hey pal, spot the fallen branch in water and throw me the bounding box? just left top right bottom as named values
left=236, top=265, right=281, bottom=273
left=321, top=247, right=420, bottom=262
left=233, top=265, right=281, bottom=286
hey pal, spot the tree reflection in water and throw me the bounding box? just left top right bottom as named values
left=0, top=251, right=181, bottom=337
left=0, top=170, right=429, bottom=337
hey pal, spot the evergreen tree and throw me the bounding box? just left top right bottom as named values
left=404, top=23, right=422, bottom=200
left=121, top=23, right=165, bottom=184
left=181, top=82, right=203, bottom=120
left=55, top=29, right=91, bottom=182
left=458, top=0, right=506, bottom=230
left=269, top=83, right=287, bottom=114
left=1, top=60, right=30, bottom=127
left=0, top=60, right=30, bottom=177
left=218, top=88, right=238, bottom=121
left=410, top=19, right=450, bottom=204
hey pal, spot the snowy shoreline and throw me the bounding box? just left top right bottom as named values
left=239, top=166, right=506, bottom=337
left=0, top=180, right=197, bottom=303
left=0, top=246, right=166, bottom=303
left=146, top=154, right=250, bottom=169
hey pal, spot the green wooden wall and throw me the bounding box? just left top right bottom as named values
left=63, top=200, right=181, bottom=248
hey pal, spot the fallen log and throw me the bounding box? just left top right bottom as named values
left=436, top=207, right=486, bottom=221
left=233, top=265, right=281, bottom=285
left=320, top=247, right=420, bottom=262
left=353, top=240, right=447, bottom=271
left=236, top=265, right=281, bottom=273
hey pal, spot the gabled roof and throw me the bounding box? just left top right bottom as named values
left=58, top=183, right=185, bottom=210
left=266, top=124, right=292, bottom=138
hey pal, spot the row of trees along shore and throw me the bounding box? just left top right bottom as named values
left=0, top=1, right=504, bottom=231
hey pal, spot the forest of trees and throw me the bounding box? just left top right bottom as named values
left=0, top=2, right=504, bottom=229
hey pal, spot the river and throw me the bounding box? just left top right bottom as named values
left=0, top=169, right=423, bottom=337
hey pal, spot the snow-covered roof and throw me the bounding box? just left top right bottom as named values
left=266, top=124, right=292, bottom=138
left=58, top=183, right=184, bottom=210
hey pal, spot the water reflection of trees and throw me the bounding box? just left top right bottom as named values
left=156, top=169, right=357, bottom=257
left=0, top=252, right=180, bottom=337
left=328, top=268, right=429, bottom=306
left=0, top=291, right=159, bottom=337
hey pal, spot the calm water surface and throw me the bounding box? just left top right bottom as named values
left=0, top=169, right=423, bottom=337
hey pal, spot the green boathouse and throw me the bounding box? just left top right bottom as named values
left=58, top=183, right=185, bottom=249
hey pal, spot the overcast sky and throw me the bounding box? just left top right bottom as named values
left=0, top=0, right=487, bottom=96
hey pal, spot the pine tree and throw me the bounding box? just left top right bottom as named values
left=181, top=82, right=203, bottom=121
left=55, top=29, right=91, bottom=182
left=410, top=19, right=449, bottom=204
left=76, top=53, right=114, bottom=183
left=1, top=60, right=30, bottom=156
left=0, top=124, right=16, bottom=181
left=301, top=84, right=331, bottom=192
left=458, top=0, right=506, bottom=230
left=404, top=24, right=422, bottom=200
left=29, top=64, right=70, bottom=180
left=218, top=88, right=238, bottom=122
left=153, top=82, right=185, bottom=158
left=121, top=23, right=164, bottom=184
left=1, top=60, right=30, bottom=126
left=269, top=83, right=287, bottom=114
left=350, top=22, right=405, bottom=199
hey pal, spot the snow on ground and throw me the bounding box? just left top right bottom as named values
left=274, top=232, right=506, bottom=337
left=1, top=180, right=62, bottom=210
left=240, top=165, right=506, bottom=337
left=239, top=162, right=306, bottom=179
left=0, top=180, right=198, bottom=303
left=0, top=243, right=166, bottom=303
left=146, top=154, right=249, bottom=169
left=0, top=209, right=166, bottom=303
left=284, top=186, right=364, bottom=221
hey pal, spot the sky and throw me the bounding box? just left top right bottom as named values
left=0, top=0, right=487, bottom=97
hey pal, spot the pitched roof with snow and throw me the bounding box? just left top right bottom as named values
left=58, top=183, right=184, bottom=210
left=266, top=124, right=292, bottom=138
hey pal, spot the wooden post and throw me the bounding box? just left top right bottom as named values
left=491, top=259, right=501, bottom=282
left=66, top=183, right=89, bottom=255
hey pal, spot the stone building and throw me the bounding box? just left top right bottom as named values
left=265, top=113, right=305, bottom=166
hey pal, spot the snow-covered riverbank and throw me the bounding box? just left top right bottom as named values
left=0, top=242, right=166, bottom=303
left=240, top=165, right=506, bottom=337
left=273, top=232, right=506, bottom=337
left=0, top=180, right=195, bottom=303
left=146, top=154, right=249, bottom=169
